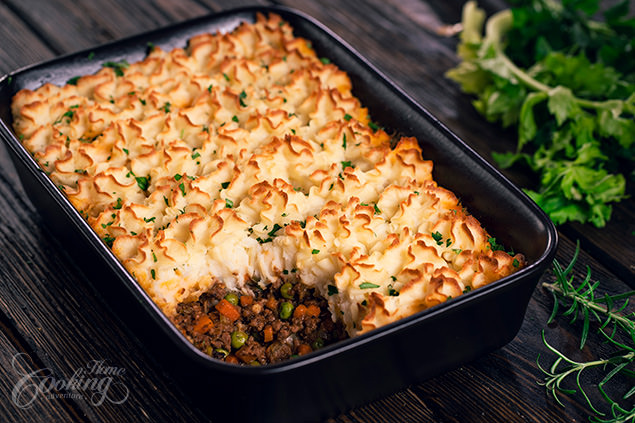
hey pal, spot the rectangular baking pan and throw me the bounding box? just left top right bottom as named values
left=0, top=5, right=558, bottom=422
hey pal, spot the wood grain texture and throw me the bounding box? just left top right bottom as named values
left=0, top=319, right=87, bottom=423
left=0, top=3, right=55, bottom=73
left=0, top=1, right=633, bottom=422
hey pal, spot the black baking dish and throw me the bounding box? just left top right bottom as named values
left=0, top=6, right=557, bottom=423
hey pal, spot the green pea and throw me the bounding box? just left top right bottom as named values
left=224, top=292, right=239, bottom=306
left=231, top=331, right=248, bottom=349
left=279, top=301, right=294, bottom=320
left=280, top=282, right=294, bottom=299
left=215, top=348, right=229, bottom=358
left=312, top=338, right=324, bottom=350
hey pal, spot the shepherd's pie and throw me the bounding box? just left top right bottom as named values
left=11, top=13, right=525, bottom=361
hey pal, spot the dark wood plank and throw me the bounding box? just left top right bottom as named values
left=0, top=319, right=88, bottom=423
left=0, top=4, right=55, bottom=74
left=4, top=0, right=209, bottom=55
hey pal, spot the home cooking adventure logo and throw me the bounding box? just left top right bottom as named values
left=11, top=353, right=129, bottom=409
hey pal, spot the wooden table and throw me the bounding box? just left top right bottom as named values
left=1, top=1, right=632, bottom=422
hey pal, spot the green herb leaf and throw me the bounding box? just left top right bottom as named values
left=102, top=60, right=129, bottom=77
left=136, top=176, right=149, bottom=191
left=359, top=282, right=380, bottom=289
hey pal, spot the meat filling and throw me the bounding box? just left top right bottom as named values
left=174, top=280, right=347, bottom=365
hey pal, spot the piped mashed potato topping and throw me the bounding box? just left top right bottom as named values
left=11, top=13, right=525, bottom=336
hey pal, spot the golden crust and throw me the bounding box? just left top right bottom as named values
left=12, top=13, right=525, bottom=336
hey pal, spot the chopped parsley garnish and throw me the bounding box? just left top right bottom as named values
left=152, top=251, right=157, bottom=262
left=488, top=237, right=505, bottom=251
left=431, top=231, right=444, bottom=245
left=143, top=217, right=156, bottom=223
left=388, top=285, right=399, bottom=296
left=267, top=223, right=283, bottom=237
left=359, top=282, right=380, bottom=289
left=161, top=102, right=171, bottom=113
left=103, top=235, right=116, bottom=247
left=136, top=176, right=149, bottom=191
left=327, top=285, right=338, bottom=296
left=341, top=160, right=354, bottom=169
left=311, top=249, right=320, bottom=254
left=221, top=181, right=230, bottom=189
left=225, top=198, right=234, bottom=208
left=147, top=42, right=155, bottom=53
left=239, top=90, right=247, bottom=107
left=178, top=182, right=186, bottom=196
left=463, top=286, right=472, bottom=294
left=113, top=198, right=123, bottom=210
left=207, top=84, right=213, bottom=93
left=232, top=115, right=239, bottom=123
left=150, top=269, right=156, bottom=280
left=102, top=60, right=129, bottom=77
left=223, top=73, right=230, bottom=82
left=342, top=133, right=347, bottom=149
left=343, top=113, right=352, bottom=121
left=390, top=276, right=397, bottom=282
left=191, top=151, right=201, bottom=159
left=139, top=98, right=146, bottom=106
left=163, top=196, right=169, bottom=206
left=373, top=204, right=381, bottom=215
left=320, top=57, right=331, bottom=64
left=453, top=248, right=463, bottom=254
left=174, top=173, right=182, bottom=181
left=513, top=258, right=520, bottom=268
left=66, top=76, right=80, bottom=85
left=368, top=121, right=380, bottom=132
left=446, top=238, right=452, bottom=247
left=123, top=148, right=129, bottom=155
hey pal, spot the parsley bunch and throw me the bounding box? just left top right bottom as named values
left=447, top=0, right=634, bottom=227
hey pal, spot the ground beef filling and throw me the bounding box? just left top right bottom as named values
left=174, top=280, right=347, bottom=365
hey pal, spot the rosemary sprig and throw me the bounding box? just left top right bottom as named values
left=538, top=242, right=635, bottom=423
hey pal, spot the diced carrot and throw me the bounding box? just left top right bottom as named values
left=306, top=304, right=321, bottom=317
left=297, top=344, right=312, bottom=356
left=193, top=315, right=214, bottom=334
left=293, top=304, right=307, bottom=318
left=263, top=325, right=273, bottom=343
left=225, top=355, right=239, bottom=364
left=240, top=295, right=253, bottom=307
left=265, top=296, right=278, bottom=310
left=215, top=298, right=241, bottom=322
